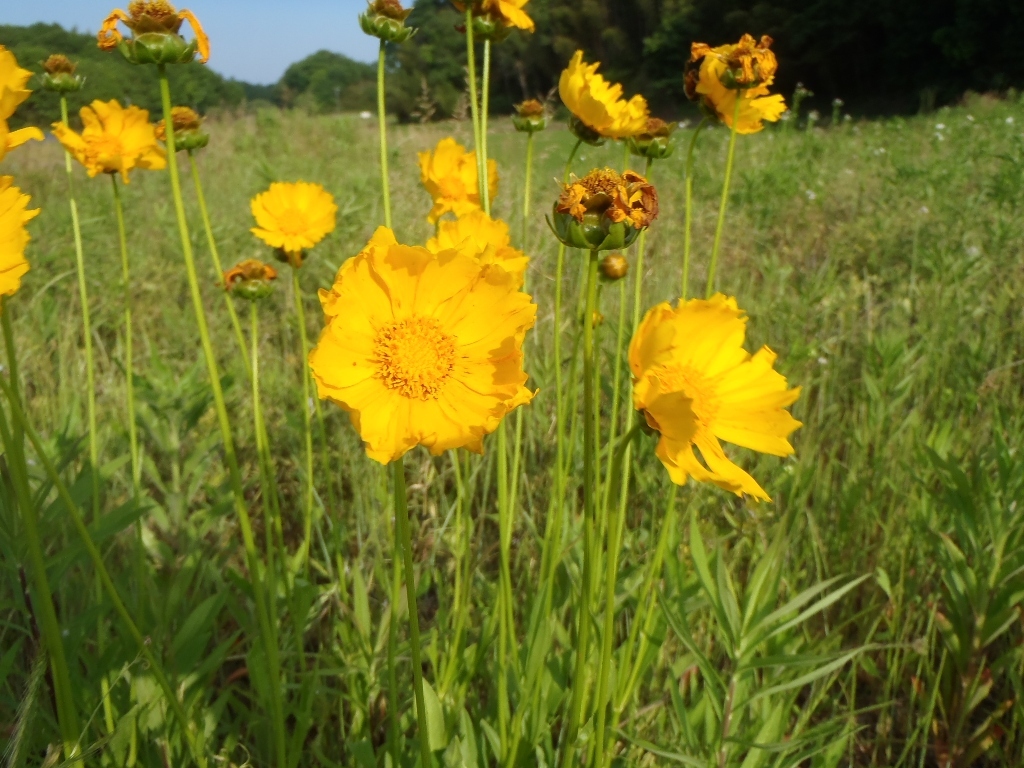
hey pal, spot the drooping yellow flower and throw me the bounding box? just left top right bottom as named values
left=558, top=51, right=649, bottom=139
left=250, top=181, right=338, bottom=265
left=418, top=137, right=498, bottom=224
left=51, top=100, right=167, bottom=182
left=426, top=210, right=528, bottom=286
left=98, top=0, right=210, bottom=65
left=630, top=294, right=801, bottom=501
left=687, top=34, right=787, bottom=135
left=309, top=227, right=536, bottom=464
left=0, top=47, right=45, bottom=163
left=0, top=177, right=40, bottom=299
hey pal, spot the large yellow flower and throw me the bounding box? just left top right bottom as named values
left=426, top=210, right=528, bottom=286
left=418, top=137, right=498, bottom=224
left=688, top=35, right=787, bottom=135
left=630, top=294, right=801, bottom=501
left=558, top=51, right=649, bottom=139
left=51, top=100, right=166, bottom=182
left=309, top=227, right=536, bottom=464
left=0, top=47, right=44, bottom=163
left=0, top=177, right=40, bottom=299
left=250, top=181, right=338, bottom=264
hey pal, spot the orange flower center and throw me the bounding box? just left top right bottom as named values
left=375, top=317, right=457, bottom=400
left=129, top=0, right=178, bottom=22
left=654, top=363, right=720, bottom=431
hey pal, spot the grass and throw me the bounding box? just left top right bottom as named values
left=2, top=89, right=1024, bottom=768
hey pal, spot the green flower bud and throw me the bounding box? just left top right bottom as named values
left=550, top=168, right=658, bottom=252
left=568, top=115, right=606, bottom=146
left=512, top=99, right=547, bottom=133
left=118, top=32, right=198, bottom=65
left=359, top=0, right=417, bottom=43
left=627, top=117, right=677, bottom=160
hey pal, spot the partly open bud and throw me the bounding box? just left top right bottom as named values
left=512, top=99, right=547, bottom=133
left=40, top=55, right=85, bottom=93
left=568, top=114, right=606, bottom=146
left=600, top=252, right=628, bottom=281
left=156, top=106, right=209, bottom=151
left=550, top=168, right=658, bottom=251
left=224, top=259, right=277, bottom=301
left=453, top=1, right=516, bottom=42
left=627, top=117, right=677, bottom=160
left=691, top=34, right=778, bottom=91
left=98, top=2, right=210, bottom=65
left=359, top=0, right=416, bottom=44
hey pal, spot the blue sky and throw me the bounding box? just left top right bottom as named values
left=4, top=0, right=380, bottom=84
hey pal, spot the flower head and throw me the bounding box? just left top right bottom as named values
left=250, top=181, right=338, bottom=267
left=0, top=47, right=45, bottom=162
left=51, top=100, right=166, bottom=182
left=359, top=0, right=416, bottom=43
left=418, top=137, right=498, bottom=224
left=427, top=210, right=529, bottom=286
left=512, top=99, right=547, bottom=133
left=155, top=106, right=208, bottom=151
left=552, top=168, right=658, bottom=251
left=559, top=51, right=648, bottom=141
left=98, top=1, right=209, bottom=65
left=0, top=177, right=40, bottom=299
left=630, top=294, right=801, bottom=501
left=455, top=0, right=534, bottom=37
left=687, top=34, right=787, bottom=134
left=309, top=226, right=536, bottom=464
left=40, top=54, right=85, bottom=93
left=224, top=258, right=278, bottom=301
left=627, top=117, right=677, bottom=160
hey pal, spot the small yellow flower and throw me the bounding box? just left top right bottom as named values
left=559, top=51, right=649, bottom=140
left=51, top=100, right=167, bottom=183
left=418, top=137, right=498, bottom=224
left=630, top=294, right=801, bottom=501
left=98, top=0, right=210, bottom=65
left=687, top=35, right=787, bottom=135
left=455, top=0, right=534, bottom=32
left=223, top=258, right=278, bottom=300
left=250, top=181, right=338, bottom=265
left=309, top=226, right=536, bottom=464
left=0, top=176, right=40, bottom=299
left=426, top=210, right=529, bottom=286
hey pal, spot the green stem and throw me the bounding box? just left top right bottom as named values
left=393, top=458, right=433, bottom=768
left=706, top=101, right=741, bottom=299
left=387, top=492, right=402, bottom=768
left=497, top=421, right=511, bottom=757
left=682, top=119, right=708, bottom=300
left=560, top=250, right=601, bottom=768
left=188, top=151, right=249, bottom=371
left=481, top=39, right=492, bottom=214
left=465, top=9, right=484, bottom=193
left=378, top=40, right=393, bottom=229
left=292, top=267, right=316, bottom=580
left=521, top=131, right=535, bottom=245
left=0, top=309, right=82, bottom=764
left=111, top=176, right=139, bottom=496
left=157, top=66, right=286, bottom=768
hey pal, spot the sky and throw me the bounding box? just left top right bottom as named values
left=4, top=0, right=380, bottom=84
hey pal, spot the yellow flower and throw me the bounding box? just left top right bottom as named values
left=426, top=210, right=529, bottom=286
left=98, top=0, right=210, bottom=65
left=250, top=181, right=338, bottom=265
left=309, top=227, right=536, bottom=464
left=51, top=100, right=167, bottom=182
left=0, top=176, right=40, bottom=299
left=552, top=168, right=658, bottom=250
left=630, top=294, right=801, bottom=501
left=418, top=137, right=498, bottom=224
left=0, top=47, right=44, bottom=163
left=223, top=258, right=278, bottom=300
left=558, top=51, right=649, bottom=139
left=0, top=120, right=44, bottom=165
left=687, top=35, right=787, bottom=135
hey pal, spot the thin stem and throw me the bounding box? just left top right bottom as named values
left=706, top=102, right=741, bottom=299
left=387, top=490, right=402, bottom=768
left=465, top=9, right=483, bottom=192
left=601, top=278, right=628, bottom=513
left=560, top=250, right=601, bottom=768
left=378, top=40, right=393, bottom=229
left=497, top=421, right=512, bottom=757
left=681, top=119, right=708, bottom=300
left=393, top=458, right=433, bottom=768
left=157, top=66, right=286, bottom=768
left=522, top=131, right=535, bottom=245
left=188, top=151, right=249, bottom=370
left=291, top=267, right=316, bottom=578
left=481, top=39, right=492, bottom=214
left=111, top=176, right=139, bottom=496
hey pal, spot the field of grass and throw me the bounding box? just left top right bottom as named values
left=3, top=91, right=1024, bottom=768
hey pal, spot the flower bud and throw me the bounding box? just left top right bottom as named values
left=98, top=2, right=210, bottom=66
left=550, top=168, right=658, bottom=252
left=600, top=253, right=628, bottom=281
left=156, top=106, right=209, bottom=151
left=359, top=0, right=417, bottom=43
left=224, top=259, right=278, bottom=301
left=627, top=117, right=677, bottom=160
left=512, top=99, right=547, bottom=133
left=591, top=310, right=604, bottom=328
left=568, top=114, right=606, bottom=146
left=40, top=55, right=85, bottom=93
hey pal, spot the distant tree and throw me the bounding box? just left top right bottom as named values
left=279, top=50, right=376, bottom=113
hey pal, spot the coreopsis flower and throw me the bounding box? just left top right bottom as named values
left=0, top=47, right=44, bottom=162
left=630, top=294, right=801, bottom=501
left=309, top=226, right=536, bottom=464
left=454, top=0, right=534, bottom=37
left=559, top=51, right=649, bottom=142
left=40, top=54, right=85, bottom=94
left=359, top=0, right=416, bottom=44
left=0, top=121, right=44, bottom=165
left=512, top=99, right=546, bottom=133
left=426, top=210, right=529, bottom=286
left=418, top=137, right=497, bottom=224
left=552, top=168, right=658, bottom=251
left=98, top=0, right=209, bottom=65
left=155, top=106, right=209, bottom=151
left=686, top=34, right=787, bottom=135
left=224, top=258, right=278, bottom=301
left=627, top=117, right=677, bottom=160
left=0, top=177, right=39, bottom=299
left=250, top=181, right=338, bottom=268
left=51, top=100, right=166, bottom=182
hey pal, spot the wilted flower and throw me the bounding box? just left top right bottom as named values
left=427, top=210, right=529, bottom=286
left=630, top=294, right=801, bottom=500
left=0, top=47, right=44, bottom=162
left=559, top=51, right=649, bottom=142
left=223, top=258, right=278, bottom=301
left=250, top=181, right=338, bottom=267
left=627, top=117, right=677, bottom=160
left=98, top=0, right=210, bottom=65
left=309, top=226, right=536, bottom=464
left=359, top=0, right=416, bottom=44
left=0, top=176, right=39, bottom=299
left=552, top=168, right=658, bottom=251
left=155, top=106, right=209, bottom=151
left=40, top=54, right=85, bottom=93
left=600, top=252, right=628, bottom=281
left=512, top=99, right=547, bottom=133
left=686, top=34, right=787, bottom=134
left=51, top=100, right=167, bottom=182
left=418, top=137, right=497, bottom=224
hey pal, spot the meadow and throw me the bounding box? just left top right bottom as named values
left=3, top=88, right=1024, bottom=768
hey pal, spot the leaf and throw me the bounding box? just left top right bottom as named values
left=352, top=566, right=371, bottom=642
left=171, top=593, right=225, bottom=658
left=741, top=649, right=860, bottom=707
left=613, top=730, right=704, bottom=766
left=423, top=678, right=447, bottom=752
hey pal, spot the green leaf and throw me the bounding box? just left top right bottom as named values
left=613, top=730, right=704, bottom=766
left=171, top=593, right=225, bottom=658
left=423, top=678, right=447, bottom=752
left=352, top=566, right=371, bottom=642
left=742, top=649, right=860, bottom=706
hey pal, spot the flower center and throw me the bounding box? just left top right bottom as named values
left=374, top=317, right=457, bottom=400
left=654, top=363, right=720, bottom=431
